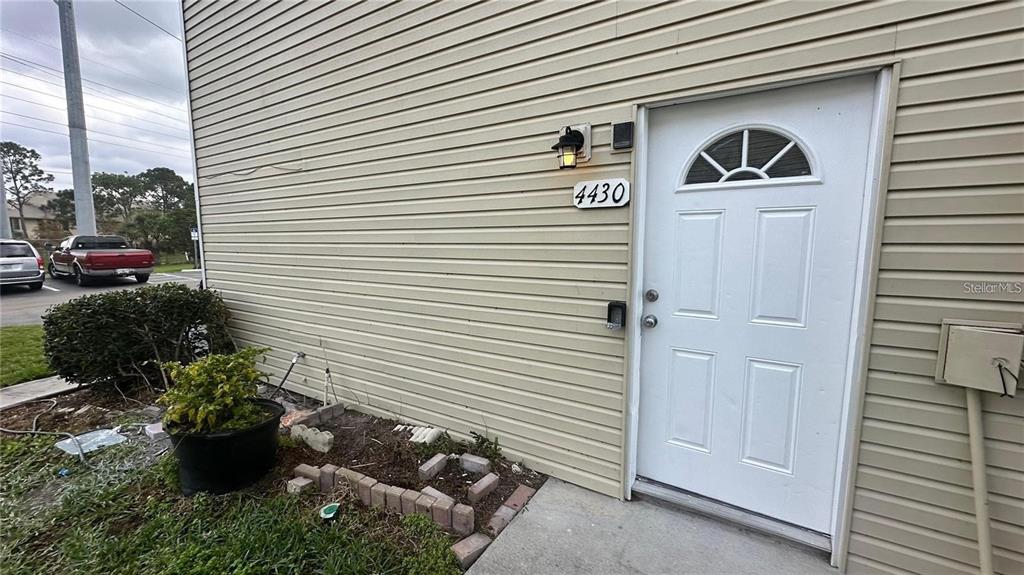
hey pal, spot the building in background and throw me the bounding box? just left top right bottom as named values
left=8, top=191, right=74, bottom=241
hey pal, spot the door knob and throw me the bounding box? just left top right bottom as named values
left=642, top=314, right=658, bottom=328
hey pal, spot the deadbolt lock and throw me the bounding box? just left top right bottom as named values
left=645, top=289, right=659, bottom=302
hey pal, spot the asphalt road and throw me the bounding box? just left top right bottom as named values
left=0, top=270, right=203, bottom=326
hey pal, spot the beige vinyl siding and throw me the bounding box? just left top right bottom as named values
left=847, top=4, right=1024, bottom=572
left=183, top=1, right=1023, bottom=570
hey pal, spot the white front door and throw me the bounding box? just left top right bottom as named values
left=637, top=75, right=877, bottom=533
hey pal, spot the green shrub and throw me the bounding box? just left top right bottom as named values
left=159, top=347, right=269, bottom=434
left=42, top=283, right=233, bottom=391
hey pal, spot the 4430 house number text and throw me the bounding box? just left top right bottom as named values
left=573, top=178, right=630, bottom=209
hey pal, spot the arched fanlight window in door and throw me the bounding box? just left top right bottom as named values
left=683, top=128, right=812, bottom=185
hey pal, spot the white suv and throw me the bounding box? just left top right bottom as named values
left=0, top=240, right=45, bottom=290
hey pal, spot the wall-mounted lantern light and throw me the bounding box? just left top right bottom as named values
left=552, top=124, right=591, bottom=169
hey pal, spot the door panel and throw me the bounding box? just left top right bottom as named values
left=749, top=207, right=815, bottom=327
left=666, top=348, right=716, bottom=452
left=53, top=249, right=68, bottom=271
left=637, top=74, right=877, bottom=533
left=672, top=211, right=724, bottom=318
left=740, top=358, right=802, bottom=474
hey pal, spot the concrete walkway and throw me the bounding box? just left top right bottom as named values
left=0, top=375, right=75, bottom=411
left=469, top=478, right=836, bottom=575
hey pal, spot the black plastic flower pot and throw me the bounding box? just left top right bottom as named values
left=168, top=398, right=285, bottom=495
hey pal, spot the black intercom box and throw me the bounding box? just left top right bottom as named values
left=612, top=122, right=634, bottom=150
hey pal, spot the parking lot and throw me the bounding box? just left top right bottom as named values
left=0, top=270, right=202, bottom=326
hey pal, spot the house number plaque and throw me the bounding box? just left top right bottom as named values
left=573, top=178, right=630, bottom=209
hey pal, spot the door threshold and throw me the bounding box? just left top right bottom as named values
left=632, top=477, right=831, bottom=553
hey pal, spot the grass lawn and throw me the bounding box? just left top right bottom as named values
left=0, top=434, right=460, bottom=575
left=0, top=325, right=53, bottom=388
left=152, top=262, right=194, bottom=273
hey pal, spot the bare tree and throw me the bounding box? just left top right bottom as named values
left=1, top=141, right=54, bottom=237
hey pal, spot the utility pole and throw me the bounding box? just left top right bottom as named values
left=55, top=0, right=96, bottom=235
left=0, top=158, right=11, bottom=239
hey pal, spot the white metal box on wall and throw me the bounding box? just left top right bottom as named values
left=936, top=319, right=1023, bottom=397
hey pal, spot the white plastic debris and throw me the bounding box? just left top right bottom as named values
left=291, top=424, right=334, bottom=453
left=398, top=425, right=441, bottom=444
left=144, top=422, right=167, bottom=441
left=420, top=428, right=441, bottom=444
left=55, top=429, right=126, bottom=456
left=391, top=425, right=441, bottom=444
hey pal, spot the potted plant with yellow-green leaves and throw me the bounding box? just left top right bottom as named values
left=159, top=347, right=285, bottom=495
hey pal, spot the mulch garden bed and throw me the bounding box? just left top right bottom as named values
left=0, top=387, right=159, bottom=436
left=2, top=388, right=547, bottom=537
left=2, top=394, right=464, bottom=575
left=284, top=409, right=547, bottom=531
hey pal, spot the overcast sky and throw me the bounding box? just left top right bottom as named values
left=0, top=0, right=192, bottom=190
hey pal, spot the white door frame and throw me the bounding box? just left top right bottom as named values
left=623, top=65, right=896, bottom=565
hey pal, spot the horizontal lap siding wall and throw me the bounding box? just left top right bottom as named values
left=182, top=1, right=1023, bottom=568
left=847, top=4, right=1024, bottom=573
left=184, top=0, right=640, bottom=496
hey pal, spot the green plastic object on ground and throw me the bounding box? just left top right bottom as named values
left=319, top=503, right=340, bottom=521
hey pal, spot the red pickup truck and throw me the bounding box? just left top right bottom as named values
left=46, top=235, right=155, bottom=286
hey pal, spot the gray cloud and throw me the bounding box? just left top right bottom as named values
left=1, top=0, right=193, bottom=190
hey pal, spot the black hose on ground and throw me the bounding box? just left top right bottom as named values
left=268, top=351, right=305, bottom=398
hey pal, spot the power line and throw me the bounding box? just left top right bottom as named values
left=96, top=116, right=187, bottom=140
left=2, top=109, right=192, bottom=152
left=3, top=118, right=192, bottom=159
left=2, top=111, right=65, bottom=126
left=8, top=122, right=193, bottom=161
left=0, top=67, right=188, bottom=126
left=0, top=93, right=65, bottom=111
left=2, top=52, right=185, bottom=114
left=1, top=52, right=186, bottom=113
left=0, top=27, right=183, bottom=93
left=0, top=79, right=67, bottom=100
left=5, top=67, right=186, bottom=124
left=1, top=64, right=172, bottom=119
left=2, top=109, right=188, bottom=142
left=2, top=66, right=73, bottom=89
left=1, top=120, right=68, bottom=137
left=1, top=121, right=192, bottom=159
left=113, top=0, right=183, bottom=42
left=1, top=91, right=192, bottom=133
